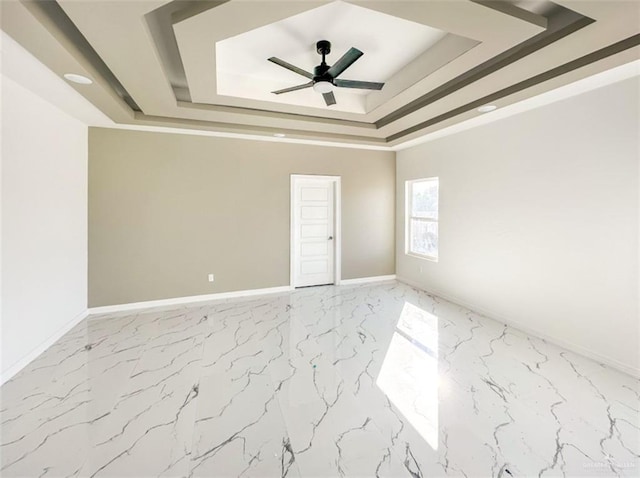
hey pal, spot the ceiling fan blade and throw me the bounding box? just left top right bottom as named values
left=335, top=79, right=384, bottom=90
left=327, top=47, right=363, bottom=79
left=268, top=57, right=313, bottom=79
left=271, top=82, right=313, bottom=94
left=323, top=91, right=336, bottom=106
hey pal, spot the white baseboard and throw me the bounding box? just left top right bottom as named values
left=339, top=275, right=396, bottom=286
left=397, top=276, right=640, bottom=379
left=87, top=285, right=294, bottom=315
left=0, top=309, right=89, bottom=386
left=88, top=279, right=400, bottom=316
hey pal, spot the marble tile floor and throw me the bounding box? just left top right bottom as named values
left=1, top=281, right=638, bottom=478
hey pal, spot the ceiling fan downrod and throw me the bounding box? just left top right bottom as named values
left=314, top=40, right=331, bottom=80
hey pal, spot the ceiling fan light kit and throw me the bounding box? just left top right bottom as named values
left=312, top=81, right=335, bottom=94
left=268, top=40, right=385, bottom=107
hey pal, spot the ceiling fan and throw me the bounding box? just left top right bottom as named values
left=268, top=40, right=384, bottom=106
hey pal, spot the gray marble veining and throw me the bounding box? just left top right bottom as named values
left=1, top=281, right=638, bottom=477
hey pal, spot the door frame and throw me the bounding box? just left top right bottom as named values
left=290, top=174, right=342, bottom=289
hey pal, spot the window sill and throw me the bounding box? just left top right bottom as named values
left=406, top=252, right=438, bottom=263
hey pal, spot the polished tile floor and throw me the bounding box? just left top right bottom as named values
left=1, top=281, right=638, bottom=477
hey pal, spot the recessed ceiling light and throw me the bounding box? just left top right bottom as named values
left=477, top=105, right=497, bottom=113
left=273, top=133, right=286, bottom=138
left=63, top=73, right=93, bottom=85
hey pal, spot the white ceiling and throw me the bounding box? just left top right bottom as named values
left=0, top=32, right=113, bottom=127
left=215, top=1, right=448, bottom=113
left=2, top=0, right=638, bottom=146
left=4, top=28, right=638, bottom=154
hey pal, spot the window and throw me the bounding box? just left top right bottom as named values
left=406, top=178, right=439, bottom=260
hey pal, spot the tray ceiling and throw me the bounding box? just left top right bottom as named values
left=215, top=1, right=454, bottom=113
left=1, top=0, right=639, bottom=147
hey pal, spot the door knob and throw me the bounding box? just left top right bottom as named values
left=328, top=236, right=333, bottom=240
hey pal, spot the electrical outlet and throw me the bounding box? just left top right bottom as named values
left=208, top=273, right=215, bottom=283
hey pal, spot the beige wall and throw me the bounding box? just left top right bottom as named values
left=89, top=128, right=395, bottom=307
left=396, top=77, right=639, bottom=376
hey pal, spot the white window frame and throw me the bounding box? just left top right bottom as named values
left=405, top=177, right=439, bottom=261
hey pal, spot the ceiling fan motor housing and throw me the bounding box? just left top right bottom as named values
left=313, top=64, right=331, bottom=82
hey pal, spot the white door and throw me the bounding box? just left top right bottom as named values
left=292, top=176, right=337, bottom=287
